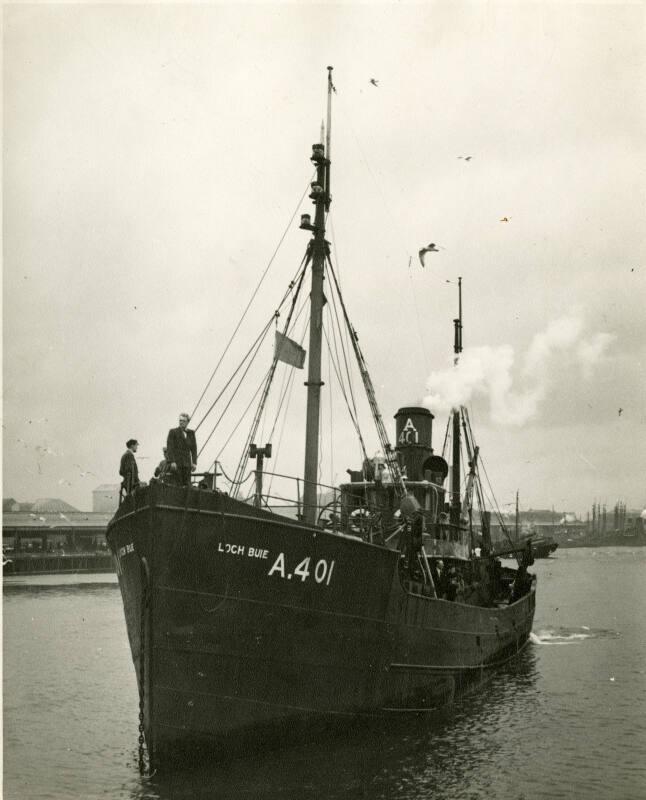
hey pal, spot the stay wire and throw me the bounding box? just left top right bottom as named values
left=198, top=250, right=308, bottom=465
left=328, top=214, right=358, bottom=405
left=461, top=407, right=488, bottom=535
left=476, top=446, right=518, bottom=553
left=323, top=259, right=363, bottom=432
left=260, top=314, right=309, bottom=483
left=265, top=359, right=300, bottom=499
left=194, top=314, right=276, bottom=434
left=195, top=249, right=310, bottom=432
left=213, top=366, right=273, bottom=469
left=322, top=317, right=369, bottom=462
left=190, top=172, right=315, bottom=422
left=197, top=327, right=273, bottom=456
left=265, top=320, right=309, bottom=446
left=231, top=252, right=311, bottom=495
left=325, top=254, right=404, bottom=496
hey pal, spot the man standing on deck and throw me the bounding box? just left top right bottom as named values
left=119, top=439, right=140, bottom=497
left=166, top=412, right=197, bottom=487
left=153, top=447, right=171, bottom=480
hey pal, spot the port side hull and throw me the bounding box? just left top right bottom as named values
left=108, top=484, right=535, bottom=762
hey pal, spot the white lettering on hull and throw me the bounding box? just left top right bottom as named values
left=216, top=543, right=337, bottom=586
left=217, top=542, right=270, bottom=558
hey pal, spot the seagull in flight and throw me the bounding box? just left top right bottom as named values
left=500, top=216, right=511, bottom=222
left=369, top=78, right=379, bottom=87
left=457, top=156, right=473, bottom=161
left=618, top=408, right=623, bottom=416
left=74, top=463, right=96, bottom=477
left=418, top=243, right=444, bottom=267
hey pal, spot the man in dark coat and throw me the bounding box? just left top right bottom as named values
left=166, top=413, right=198, bottom=487
left=119, top=439, right=140, bottom=496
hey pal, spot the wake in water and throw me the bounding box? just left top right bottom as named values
left=530, top=626, right=620, bottom=645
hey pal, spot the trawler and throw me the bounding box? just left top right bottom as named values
left=107, top=68, right=536, bottom=769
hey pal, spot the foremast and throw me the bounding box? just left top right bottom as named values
left=301, top=67, right=334, bottom=523
left=300, top=68, right=406, bottom=523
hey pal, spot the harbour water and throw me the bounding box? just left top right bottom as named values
left=4, top=548, right=646, bottom=800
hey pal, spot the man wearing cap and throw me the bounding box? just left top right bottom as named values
left=119, top=439, right=140, bottom=497
left=166, top=413, right=198, bottom=487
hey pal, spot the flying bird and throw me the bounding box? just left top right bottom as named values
left=500, top=217, right=510, bottom=223
left=418, top=243, right=444, bottom=267
left=369, top=78, right=379, bottom=87
left=74, top=464, right=96, bottom=477
left=457, top=156, right=473, bottom=161
left=618, top=408, right=623, bottom=416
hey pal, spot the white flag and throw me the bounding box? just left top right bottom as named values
left=275, top=331, right=306, bottom=369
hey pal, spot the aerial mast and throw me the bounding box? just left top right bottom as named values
left=301, top=67, right=334, bottom=524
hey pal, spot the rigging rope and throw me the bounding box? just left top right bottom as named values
left=328, top=215, right=358, bottom=405
left=260, top=316, right=309, bottom=492
left=194, top=314, right=276, bottom=435
left=213, top=367, right=272, bottom=467
left=190, top=173, right=315, bottom=422
left=323, top=260, right=364, bottom=435
left=216, top=460, right=254, bottom=490
left=441, top=415, right=451, bottom=461
left=195, top=250, right=310, bottom=434
left=325, top=254, right=406, bottom=498
left=265, top=357, right=300, bottom=499
left=322, top=320, right=369, bottom=463
left=462, top=409, right=518, bottom=557
left=231, top=253, right=311, bottom=496
left=197, top=327, right=273, bottom=455
left=191, top=170, right=316, bottom=417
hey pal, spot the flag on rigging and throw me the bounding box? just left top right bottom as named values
left=275, top=331, right=306, bottom=369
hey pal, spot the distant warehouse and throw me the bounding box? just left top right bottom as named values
left=2, top=491, right=117, bottom=575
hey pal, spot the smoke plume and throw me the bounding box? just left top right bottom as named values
left=422, top=312, right=614, bottom=425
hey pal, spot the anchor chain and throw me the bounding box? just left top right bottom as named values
left=138, top=560, right=149, bottom=774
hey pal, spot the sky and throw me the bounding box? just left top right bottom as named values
left=3, top=1, right=645, bottom=517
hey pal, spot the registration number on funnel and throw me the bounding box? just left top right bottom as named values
left=267, top=553, right=336, bottom=585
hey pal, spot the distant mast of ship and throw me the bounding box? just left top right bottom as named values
left=450, top=277, right=463, bottom=527
left=302, top=66, right=334, bottom=523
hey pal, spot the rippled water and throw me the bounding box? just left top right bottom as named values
left=4, top=548, right=646, bottom=800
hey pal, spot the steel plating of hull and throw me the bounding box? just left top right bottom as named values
left=107, top=483, right=535, bottom=762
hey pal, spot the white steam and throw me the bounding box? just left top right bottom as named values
left=422, top=312, right=614, bottom=425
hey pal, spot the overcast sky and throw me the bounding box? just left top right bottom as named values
left=4, top=1, right=645, bottom=516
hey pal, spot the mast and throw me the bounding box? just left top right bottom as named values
left=450, top=277, right=463, bottom=527
left=302, top=67, right=334, bottom=524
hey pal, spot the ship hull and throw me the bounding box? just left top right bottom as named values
left=532, top=541, right=558, bottom=558
left=108, top=483, right=535, bottom=764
